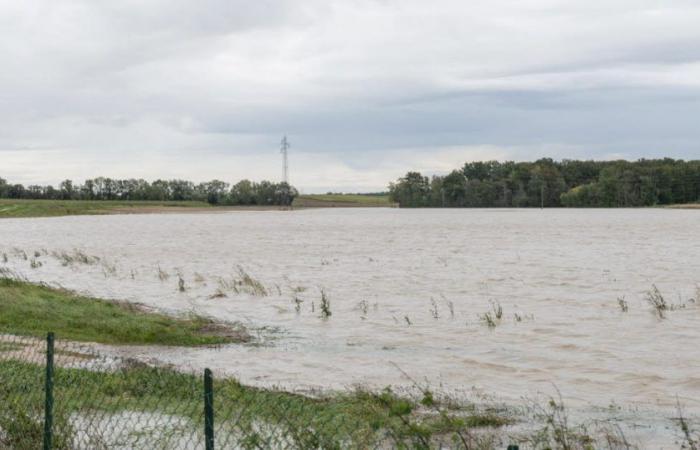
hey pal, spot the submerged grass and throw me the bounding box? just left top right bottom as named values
left=0, top=278, right=243, bottom=346
left=0, top=358, right=510, bottom=449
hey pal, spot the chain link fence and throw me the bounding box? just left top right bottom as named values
left=1, top=332, right=520, bottom=449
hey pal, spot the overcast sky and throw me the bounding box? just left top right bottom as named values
left=1, top=1, right=699, bottom=192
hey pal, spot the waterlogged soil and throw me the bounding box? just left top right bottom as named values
left=1, top=208, right=699, bottom=446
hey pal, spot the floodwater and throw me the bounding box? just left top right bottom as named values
left=2, top=208, right=700, bottom=440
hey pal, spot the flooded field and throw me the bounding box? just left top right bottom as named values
left=1, top=208, right=699, bottom=441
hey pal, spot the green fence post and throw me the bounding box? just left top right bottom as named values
left=204, top=368, right=214, bottom=450
left=43, top=332, right=55, bottom=450
left=507, top=445, right=519, bottom=450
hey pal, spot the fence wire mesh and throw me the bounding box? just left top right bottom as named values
left=1, top=332, right=515, bottom=449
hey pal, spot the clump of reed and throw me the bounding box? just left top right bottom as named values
left=100, top=261, right=118, bottom=278
left=479, top=300, right=503, bottom=329
left=429, top=298, right=439, bottom=319
left=319, top=289, right=331, bottom=318
left=215, top=267, right=268, bottom=297
left=156, top=265, right=170, bottom=281
left=675, top=400, right=699, bottom=450
left=0, top=267, right=23, bottom=279
left=617, top=296, right=629, bottom=312
left=29, top=258, right=42, bottom=269
left=52, top=249, right=99, bottom=266
left=208, top=289, right=227, bottom=299
left=646, top=284, right=668, bottom=319
left=237, top=267, right=268, bottom=296
left=293, top=296, right=303, bottom=313
left=355, top=299, right=370, bottom=320
left=177, top=273, right=187, bottom=292
left=446, top=299, right=455, bottom=319
left=526, top=393, right=603, bottom=449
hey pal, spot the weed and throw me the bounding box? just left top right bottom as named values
left=209, top=289, right=227, bottom=299
left=676, top=400, right=699, bottom=450
left=1, top=253, right=7, bottom=263
left=617, top=296, right=629, bottom=312
left=514, top=313, right=522, bottom=322
left=646, top=284, right=667, bottom=319
left=404, top=315, right=412, bottom=326
left=490, top=300, right=503, bottom=319
left=358, top=299, right=369, bottom=316
left=157, top=265, right=170, bottom=281
left=178, top=274, right=187, bottom=292
left=33, top=250, right=41, bottom=258
left=529, top=392, right=595, bottom=450
left=236, top=266, right=268, bottom=296
left=479, top=312, right=497, bottom=329
left=101, top=261, right=117, bottom=277
left=52, top=249, right=98, bottom=266
left=29, top=258, right=42, bottom=269
left=293, top=297, right=303, bottom=314
left=479, top=301, right=504, bottom=328
left=430, top=298, right=439, bottom=319
left=320, top=289, right=331, bottom=318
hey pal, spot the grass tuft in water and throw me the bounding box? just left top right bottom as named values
left=646, top=284, right=668, bottom=319
left=320, top=289, right=332, bottom=318
left=617, top=296, right=629, bottom=312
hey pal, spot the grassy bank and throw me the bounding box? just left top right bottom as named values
left=293, top=194, right=394, bottom=208
left=0, top=278, right=245, bottom=346
left=0, top=199, right=213, bottom=218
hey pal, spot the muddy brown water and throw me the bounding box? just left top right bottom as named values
left=2, top=208, right=699, bottom=444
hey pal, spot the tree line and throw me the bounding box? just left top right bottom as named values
left=389, top=158, right=700, bottom=207
left=0, top=177, right=298, bottom=206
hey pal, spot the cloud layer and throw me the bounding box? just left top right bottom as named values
left=1, top=0, right=699, bottom=191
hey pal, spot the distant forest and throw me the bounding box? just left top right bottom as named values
left=389, top=158, right=700, bottom=207
left=0, top=177, right=298, bottom=206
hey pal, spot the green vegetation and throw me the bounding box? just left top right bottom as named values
left=293, top=193, right=393, bottom=207
left=389, top=158, right=700, bottom=207
left=0, top=199, right=212, bottom=218
left=0, top=358, right=509, bottom=449
left=0, top=176, right=297, bottom=207
left=0, top=278, right=244, bottom=346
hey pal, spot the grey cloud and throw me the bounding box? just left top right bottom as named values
left=1, top=0, right=699, bottom=192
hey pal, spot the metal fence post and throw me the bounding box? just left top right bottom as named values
left=43, top=332, right=55, bottom=450
left=204, top=368, right=214, bottom=450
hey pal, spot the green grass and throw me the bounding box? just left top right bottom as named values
left=0, top=359, right=508, bottom=449
left=0, top=278, right=242, bottom=346
left=293, top=194, right=393, bottom=207
left=0, top=199, right=212, bottom=218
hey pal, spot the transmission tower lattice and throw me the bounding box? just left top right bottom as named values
left=280, top=136, right=290, bottom=184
